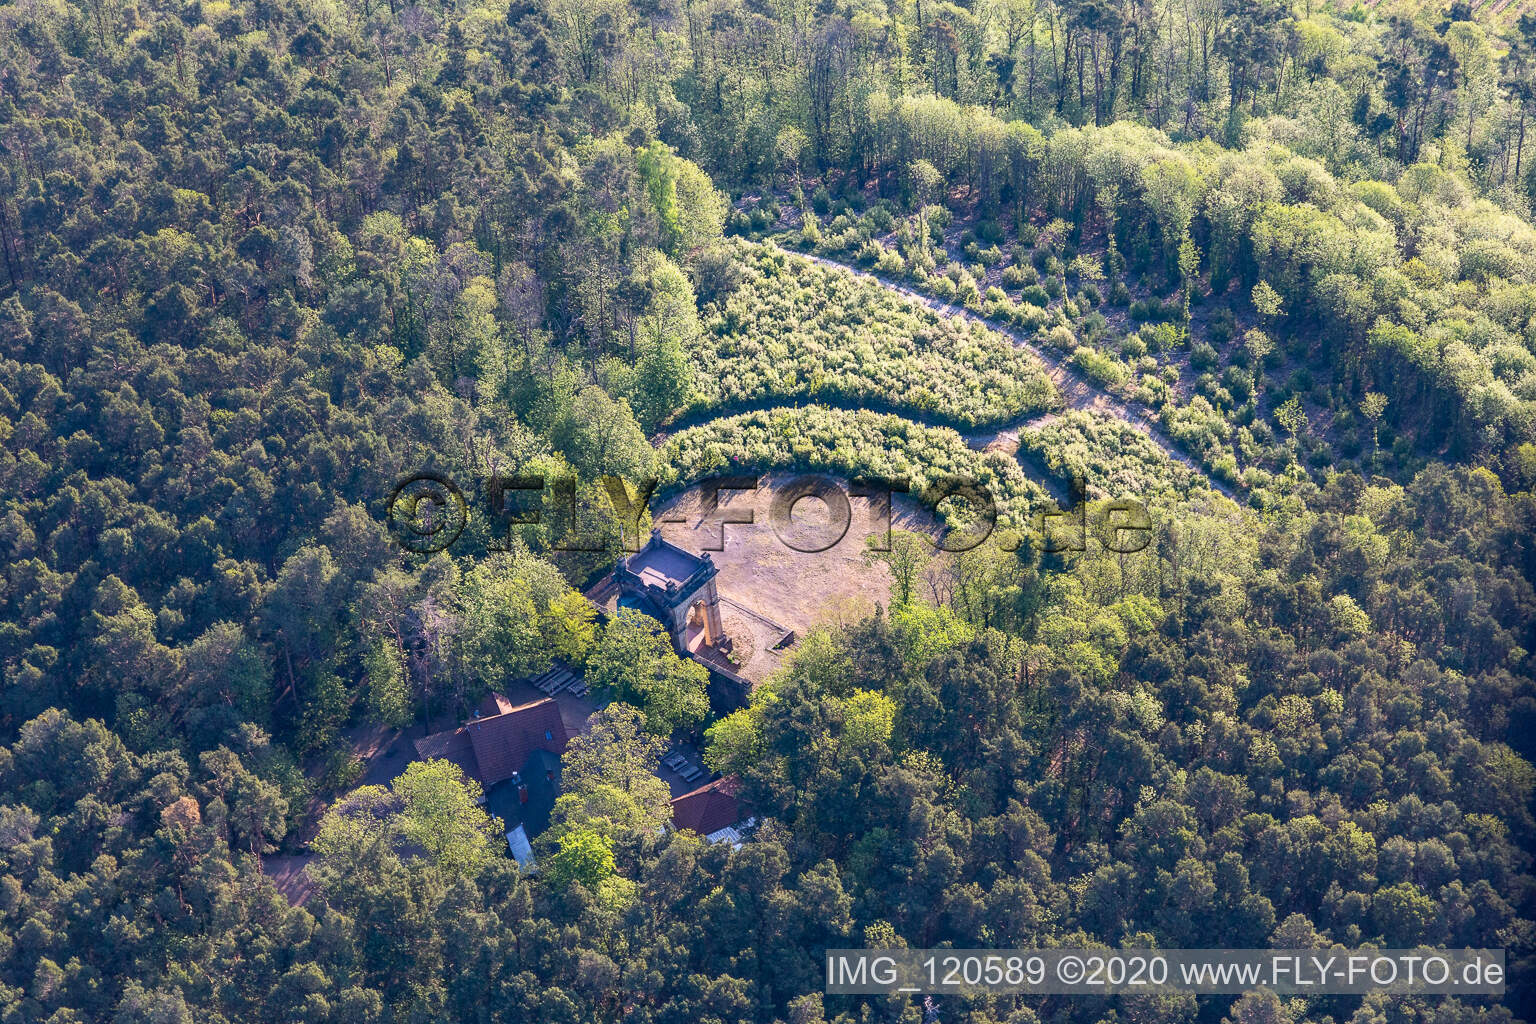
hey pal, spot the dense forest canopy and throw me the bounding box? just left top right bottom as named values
left=0, top=0, right=1535, bottom=1019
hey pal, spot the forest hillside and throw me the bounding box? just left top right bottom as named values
left=0, top=0, right=1534, bottom=1020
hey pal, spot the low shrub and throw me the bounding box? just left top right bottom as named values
left=1003, top=263, right=1038, bottom=287
left=689, top=241, right=1061, bottom=428
left=1018, top=410, right=1209, bottom=498
left=663, top=406, right=1051, bottom=528
left=1072, top=346, right=1131, bottom=387
left=1191, top=342, right=1220, bottom=372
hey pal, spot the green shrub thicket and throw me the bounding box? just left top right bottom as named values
left=1019, top=411, right=1210, bottom=498
left=662, top=406, right=1052, bottom=527
left=689, top=242, right=1060, bottom=428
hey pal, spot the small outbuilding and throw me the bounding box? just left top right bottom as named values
left=669, top=775, right=744, bottom=843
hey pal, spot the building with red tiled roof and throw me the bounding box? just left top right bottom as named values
left=412, top=727, right=479, bottom=782
left=413, top=696, right=569, bottom=789
left=669, top=775, right=742, bottom=836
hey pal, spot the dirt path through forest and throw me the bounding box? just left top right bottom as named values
left=782, top=245, right=1239, bottom=500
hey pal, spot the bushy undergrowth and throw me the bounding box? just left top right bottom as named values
left=1018, top=410, right=1210, bottom=498
left=765, top=120, right=1536, bottom=489
left=689, top=242, right=1060, bottom=428
left=661, top=405, right=1051, bottom=526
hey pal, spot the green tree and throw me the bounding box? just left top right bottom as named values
left=563, top=703, right=671, bottom=795
left=1243, top=328, right=1273, bottom=395
left=863, top=530, right=932, bottom=607
left=199, top=747, right=289, bottom=857
left=586, top=610, right=710, bottom=735
left=363, top=637, right=414, bottom=728
left=456, top=550, right=592, bottom=696
left=180, top=622, right=272, bottom=747
left=1275, top=395, right=1307, bottom=451
left=543, top=828, right=634, bottom=908
left=550, top=703, right=674, bottom=845
left=393, top=759, right=503, bottom=879
left=626, top=252, right=699, bottom=430
left=1251, top=279, right=1282, bottom=325
left=551, top=387, right=654, bottom=482
left=704, top=699, right=772, bottom=776
left=1178, top=233, right=1200, bottom=340
left=1360, top=391, right=1389, bottom=462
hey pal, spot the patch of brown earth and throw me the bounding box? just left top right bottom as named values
left=652, top=472, right=941, bottom=637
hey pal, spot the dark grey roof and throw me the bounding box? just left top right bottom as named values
left=485, top=748, right=563, bottom=839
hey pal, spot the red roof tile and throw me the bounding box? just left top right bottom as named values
left=465, top=697, right=569, bottom=787
left=412, top=728, right=478, bottom=782
left=413, top=696, right=569, bottom=788
left=670, top=776, right=742, bottom=835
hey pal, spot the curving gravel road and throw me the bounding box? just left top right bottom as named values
left=782, top=244, right=1240, bottom=500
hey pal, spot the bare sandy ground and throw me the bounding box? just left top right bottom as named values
left=652, top=472, right=941, bottom=643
